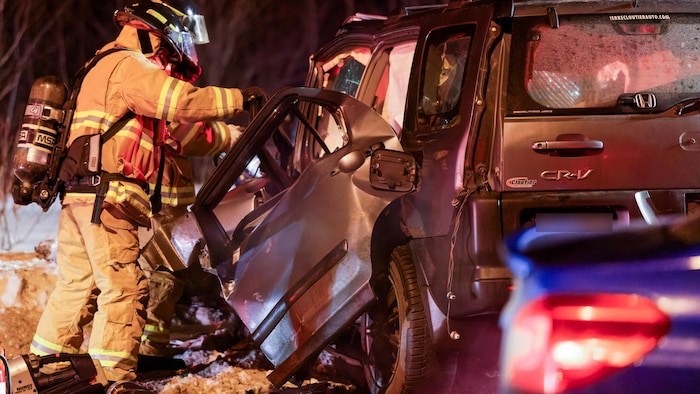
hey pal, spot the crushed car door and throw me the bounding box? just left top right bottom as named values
left=192, top=87, right=417, bottom=386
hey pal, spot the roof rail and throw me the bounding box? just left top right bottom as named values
left=342, top=12, right=387, bottom=25
left=400, top=4, right=448, bottom=15
left=340, top=4, right=446, bottom=27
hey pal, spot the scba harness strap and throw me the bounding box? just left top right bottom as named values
left=56, top=48, right=136, bottom=224
left=60, top=47, right=164, bottom=224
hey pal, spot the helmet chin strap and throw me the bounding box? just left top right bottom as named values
left=137, top=29, right=154, bottom=55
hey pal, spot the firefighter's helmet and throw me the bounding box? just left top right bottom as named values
left=114, top=2, right=203, bottom=71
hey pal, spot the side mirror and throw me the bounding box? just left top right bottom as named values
left=369, top=149, right=419, bottom=192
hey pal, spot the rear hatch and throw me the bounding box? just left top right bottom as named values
left=500, top=9, right=700, bottom=230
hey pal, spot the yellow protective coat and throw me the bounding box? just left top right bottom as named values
left=31, top=25, right=244, bottom=382
left=156, top=121, right=238, bottom=207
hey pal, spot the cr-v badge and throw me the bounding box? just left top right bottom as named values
left=540, top=169, right=594, bottom=181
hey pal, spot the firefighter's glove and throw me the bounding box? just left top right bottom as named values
left=241, top=86, right=267, bottom=112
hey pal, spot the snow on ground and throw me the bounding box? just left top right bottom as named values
left=1, top=199, right=60, bottom=253
left=0, top=199, right=61, bottom=359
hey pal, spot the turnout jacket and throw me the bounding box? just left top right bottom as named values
left=63, top=25, right=244, bottom=223
left=158, top=121, right=240, bottom=207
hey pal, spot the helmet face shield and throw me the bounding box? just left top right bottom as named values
left=169, top=29, right=198, bottom=64
left=183, top=13, right=209, bottom=44
left=160, top=0, right=210, bottom=44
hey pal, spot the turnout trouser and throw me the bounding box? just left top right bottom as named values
left=31, top=201, right=148, bottom=382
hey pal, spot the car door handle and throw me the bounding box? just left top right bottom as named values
left=531, top=140, right=603, bottom=151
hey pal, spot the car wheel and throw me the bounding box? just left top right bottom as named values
left=361, top=244, right=432, bottom=394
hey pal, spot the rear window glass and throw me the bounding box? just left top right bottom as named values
left=509, top=14, right=700, bottom=112
left=418, top=26, right=473, bottom=130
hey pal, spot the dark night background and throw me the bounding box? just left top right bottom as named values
left=0, top=1, right=448, bottom=197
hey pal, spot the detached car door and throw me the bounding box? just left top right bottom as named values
left=192, top=87, right=417, bottom=385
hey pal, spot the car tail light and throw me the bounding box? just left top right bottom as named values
left=504, top=293, right=670, bottom=393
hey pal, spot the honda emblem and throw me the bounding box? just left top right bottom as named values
left=634, top=93, right=656, bottom=109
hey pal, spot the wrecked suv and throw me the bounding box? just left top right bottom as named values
left=143, top=1, right=700, bottom=393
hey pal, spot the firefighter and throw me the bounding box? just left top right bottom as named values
left=137, top=104, right=248, bottom=373
left=29, top=1, right=265, bottom=384
left=136, top=121, right=247, bottom=372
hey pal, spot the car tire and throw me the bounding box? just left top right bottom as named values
left=361, top=244, right=433, bottom=394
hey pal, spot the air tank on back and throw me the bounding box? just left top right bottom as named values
left=12, top=75, right=68, bottom=202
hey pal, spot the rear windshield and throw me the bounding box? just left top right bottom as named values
left=508, top=14, right=700, bottom=114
